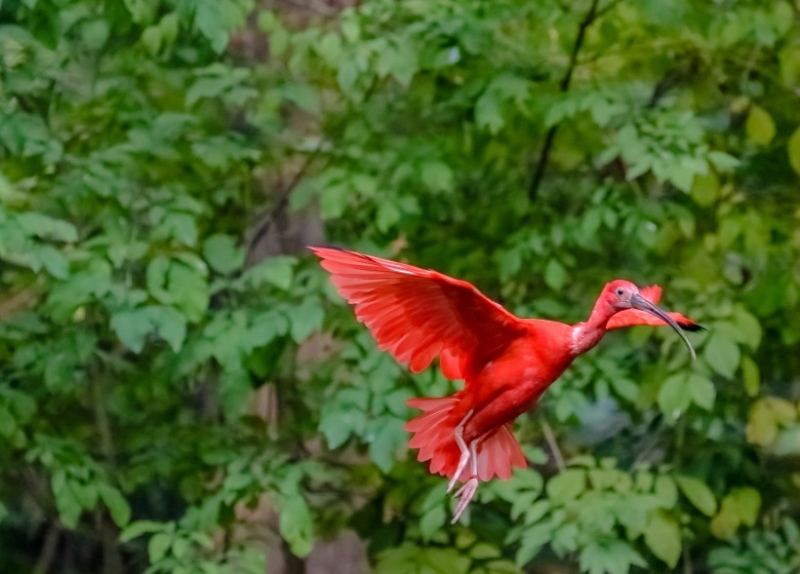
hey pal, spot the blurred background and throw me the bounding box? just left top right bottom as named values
left=1, top=0, right=800, bottom=572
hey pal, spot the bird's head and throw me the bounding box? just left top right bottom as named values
left=603, top=279, right=638, bottom=310
left=601, top=279, right=696, bottom=359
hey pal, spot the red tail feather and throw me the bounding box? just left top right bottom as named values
left=405, top=397, right=527, bottom=483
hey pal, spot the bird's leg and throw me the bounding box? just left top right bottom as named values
left=446, top=410, right=474, bottom=494
left=451, top=439, right=479, bottom=524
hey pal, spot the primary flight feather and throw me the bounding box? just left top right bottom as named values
left=312, top=247, right=699, bottom=522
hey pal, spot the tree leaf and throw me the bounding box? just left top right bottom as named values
left=110, top=308, right=152, bottom=353
left=746, top=397, right=796, bottom=446
left=98, top=483, right=131, bottom=527
left=580, top=539, right=646, bottom=574
left=707, top=150, right=740, bottom=171
left=147, top=306, right=187, bottom=352
left=544, top=259, right=568, bottom=291
left=788, top=126, right=800, bottom=175
left=167, top=262, right=209, bottom=323
left=475, top=89, right=504, bottom=133
left=320, top=183, right=349, bottom=219
left=546, top=469, right=586, bottom=504
left=319, top=404, right=365, bottom=449
left=120, top=520, right=164, bottom=542
left=731, top=306, right=762, bottom=349
left=148, top=532, right=173, bottom=562
left=741, top=355, right=760, bottom=396
left=203, top=233, right=244, bottom=275
left=245, top=256, right=296, bottom=291
left=657, top=374, right=691, bottom=418
left=52, top=474, right=83, bottom=529
left=688, top=374, right=716, bottom=410
left=746, top=105, right=776, bottom=145
left=194, top=0, right=248, bottom=53
left=690, top=170, right=719, bottom=207
left=146, top=256, right=173, bottom=304
left=644, top=510, right=681, bottom=567
left=289, top=299, right=324, bottom=343
left=248, top=310, right=289, bottom=347
left=278, top=491, right=314, bottom=557
left=376, top=200, right=401, bottom=232
left=420, top=161, right=454, bottom=192
left=368, top=415, right=406, bottom=473
left=654, top=475, right=678, bottom=508
left=37, top=245, right=70, bottom=279
left=419, top=505, right=446, bottom=542
left=711, top=487, right=762, bottom=539
left=281, top=82, right=320, bottom=114
left=675, top=475, right=717, bottom=516
left=16, top=212, right=78, bottom=242
left=704, top=333, right=740, bottom=379
left=772, top=425, right=800, bottom=457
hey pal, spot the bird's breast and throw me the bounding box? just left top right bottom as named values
left=463, top=330, right=574, bottom=438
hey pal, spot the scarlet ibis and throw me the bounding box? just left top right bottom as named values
left=312, top=247, right=699, bottom=522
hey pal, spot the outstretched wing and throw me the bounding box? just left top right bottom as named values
left=607, top=286, right=700, bottom=331
left=311, top=247, right=527, bottom=379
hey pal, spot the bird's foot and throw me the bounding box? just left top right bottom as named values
left=446, top=473, right=456, bottom=494
left=450, top=477, right=479, bottom=524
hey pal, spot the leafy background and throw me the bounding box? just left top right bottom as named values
left=1, top=0, right=800, bottom=572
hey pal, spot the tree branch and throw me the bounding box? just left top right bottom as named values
left=541, top=419, right=566, bottom=472
left=528, top=0, right=601, bottom=202
left=33, top=522, right=60, bottom=574
left=247, top=77, right=383, bottom=256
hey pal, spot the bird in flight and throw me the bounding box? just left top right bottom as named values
left=312, top=247, right=699, bottom=523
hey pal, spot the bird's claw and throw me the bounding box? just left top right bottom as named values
left=450, top=477, right=479, bottom=524
left=446, top=474, right=458, bottom=494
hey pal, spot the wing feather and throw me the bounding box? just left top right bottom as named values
left=312, top=247, right=527, bottom=379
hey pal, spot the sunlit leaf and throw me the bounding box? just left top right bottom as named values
left=788, top=126, right=800, bottom=175
left=746, top=105, right=776, bottom=145
left=711, top=487, right=762, bottom=539
left=690, top=170, right=719, bottom=207
left=741, top=355, right=760, bottom=396
left=644, top=510, right=681, bottom=567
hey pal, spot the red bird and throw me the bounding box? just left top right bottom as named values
left=312, top=247, right=699, bottom=522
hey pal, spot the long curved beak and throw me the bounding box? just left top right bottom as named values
left=630, top=293, right=696, bottom=360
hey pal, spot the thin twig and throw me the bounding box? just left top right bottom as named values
left=682, top=543, right=693, bottom=574
left=246, top=142, right=324, bottom=254
left=541, top=419, right=566, bottom=472
left=247, top=77, right=382, bottom=254
left=528, top=0, right=601, bottom=202
left=32, top=523, right=60, bottom=574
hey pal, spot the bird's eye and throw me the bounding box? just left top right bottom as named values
left=615, top=288, right=625, bottom=297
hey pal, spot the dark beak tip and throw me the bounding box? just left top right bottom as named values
left=631, top=294, right=697, bottom=360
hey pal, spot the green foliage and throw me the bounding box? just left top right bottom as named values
left=709, top=519, right=800, bottom=574
left=2, top=0, right=800, bottom=572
